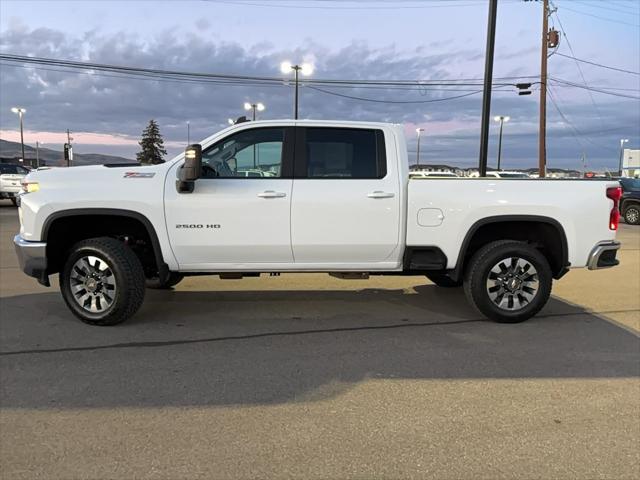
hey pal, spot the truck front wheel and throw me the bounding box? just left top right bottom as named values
left=60, top=237, right=146, bottom=326
left=623, top=204, right=640, bottom=225
left=463, top=240, right=552, bottom=323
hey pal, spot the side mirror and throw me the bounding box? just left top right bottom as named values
left=178, top=144, right=202, bottom=193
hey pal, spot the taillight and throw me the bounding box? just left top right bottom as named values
left=606, top=186, right=622, bottom=230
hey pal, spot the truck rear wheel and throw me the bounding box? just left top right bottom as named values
left=60, top=237, right=146, bottom=326
left=463, top=240, right=552, bottom=323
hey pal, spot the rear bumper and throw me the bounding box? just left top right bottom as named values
left=0, top=190, right=20, bottom=197
left=587, top=240, right=620, bottom=270
left=13, top=235, right=49, bottom=286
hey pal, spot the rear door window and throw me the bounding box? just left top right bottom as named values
left=302, top=128, right=386, bottom=179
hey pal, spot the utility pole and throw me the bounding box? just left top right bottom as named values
left=36, top=141, right=40, bottom=168
left=538, top=0, right=549, bottom=178
left=478, top=0, right=498, bottom=177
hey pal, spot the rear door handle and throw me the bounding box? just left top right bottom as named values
left=257, top=190, right=287, bottom=198
left=367, top=191, right=395, bottom=199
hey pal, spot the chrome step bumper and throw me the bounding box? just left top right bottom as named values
left=587, top=241, right=620, bottom=270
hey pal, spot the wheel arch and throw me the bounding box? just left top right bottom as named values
left=449, top=215, right=569, bottom=282
left=42, top=208, right=168, bottom=280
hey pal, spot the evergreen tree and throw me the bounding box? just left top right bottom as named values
left=136, top=119, right=167, bottom=165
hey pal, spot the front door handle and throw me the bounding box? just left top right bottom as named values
left=367, top=191, right=395, bottom=199
left=258, top=190, right=287, bottom=198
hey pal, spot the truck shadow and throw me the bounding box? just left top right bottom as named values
left=1, top=285, right=638, bottom=409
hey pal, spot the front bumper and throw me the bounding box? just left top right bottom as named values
left=13, top=235, right=49, bottom=286
left=587, top=240, right=620, bottom=270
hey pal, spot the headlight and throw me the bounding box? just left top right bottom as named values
left=21, top=182, right=40, bottom=193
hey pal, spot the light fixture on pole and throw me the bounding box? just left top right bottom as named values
left=415, top=128, right=425, bottom=167
left=11, top=107, right=26, bottom=163
left=493, top=115, right=510, bottom=171
left=280, top=61, right=314, bottom=119
left=244, top=102, right=265, bottom=121
left=618, top=138, right=629, bottom=176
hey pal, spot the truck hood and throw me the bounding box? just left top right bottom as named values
left=25, top=163, right=168, bottom=184
left=23, top=163, right=172, bottom=204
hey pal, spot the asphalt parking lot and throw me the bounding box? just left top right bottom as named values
left=0, top=199, right=638, bottom=479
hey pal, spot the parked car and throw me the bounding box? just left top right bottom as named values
left=15, top=120, right=621, bottom=326
left=469, top=171, right=530, bottom=179
left=409, top=171, right=459, bottom=178
left=0, top=163, right=30, bottom=206
left=619, top=177, right=640, bottom=225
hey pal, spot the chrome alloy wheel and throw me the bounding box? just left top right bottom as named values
left=69, top=255, right=117, bottom=313
left=486, top=257, right=539, bottom=311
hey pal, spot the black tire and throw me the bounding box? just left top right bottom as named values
left=10, top=197, right=18, bottom=206
left=623, top=204, right=640, bottom=225
left=60, top=237, right=146, bottom=326
left=146, top=272, right=184, bottom=289
left=426, top=272, right=462, bottom=288
left=463, top=240, right=552, bottom=323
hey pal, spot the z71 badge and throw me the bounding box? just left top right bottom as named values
left=123, top=172, right=156, bottom=178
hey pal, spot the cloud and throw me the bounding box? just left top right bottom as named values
left=0, top=25, right=638, bottom=169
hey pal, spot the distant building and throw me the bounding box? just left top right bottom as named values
left=622, top=148, right=639, bottom=178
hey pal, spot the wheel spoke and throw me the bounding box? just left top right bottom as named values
left=487, top=256, right=539, bottom=312
left=69, top=255, right=117, bottom=314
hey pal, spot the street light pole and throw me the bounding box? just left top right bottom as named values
left=416, top=128, right=425, bottom=166
left=244, top=102, right=265, bottom=121
left=281, top=62, right=314, bottom=120
left=493, top=115, right=510, bottom=171
left=187, top=121, right=190, bottom=145
left=618, top=138, right=629, bottom=177
left=11, top=107, right=26, bottom=163
left=294, top=66, right=300, bottom=120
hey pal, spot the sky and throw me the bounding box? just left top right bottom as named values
left=0, top=0, right=639, bottom=170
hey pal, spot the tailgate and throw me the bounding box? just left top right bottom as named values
left=0, top=174, right=24, bottom=189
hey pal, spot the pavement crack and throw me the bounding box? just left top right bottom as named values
left=0, top=318, right=484, bottom=356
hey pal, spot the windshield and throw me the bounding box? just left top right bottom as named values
left=0, top=164, right=28, bottom=175
left=621, top=178, right=640, bottom=191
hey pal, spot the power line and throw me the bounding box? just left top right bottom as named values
left=554, top=52, right=640, bottom=76
left=307, top=85, right=485, bottom=103
left=552, top=7, right=605, bottom=126
left=547, top=86, right=616, bottom=153
left=204, top=0, right=513, bottom=10
left=550, top=77, right=640, bottom=100
left=566, top=0, right=640, bottom=16
left=554, top=4, right=640, bottom=27
left=0, top=53, right=531, bottom=88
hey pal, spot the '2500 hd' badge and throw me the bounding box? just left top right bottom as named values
left=123, top=172, right=156, bottom=178
left=176, top=224, right=221, bottom=229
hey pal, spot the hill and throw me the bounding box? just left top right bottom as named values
left=0, top=139, right=132, bottom=166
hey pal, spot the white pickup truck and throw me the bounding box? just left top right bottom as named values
left=14, top=120, right=622, bottom=326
